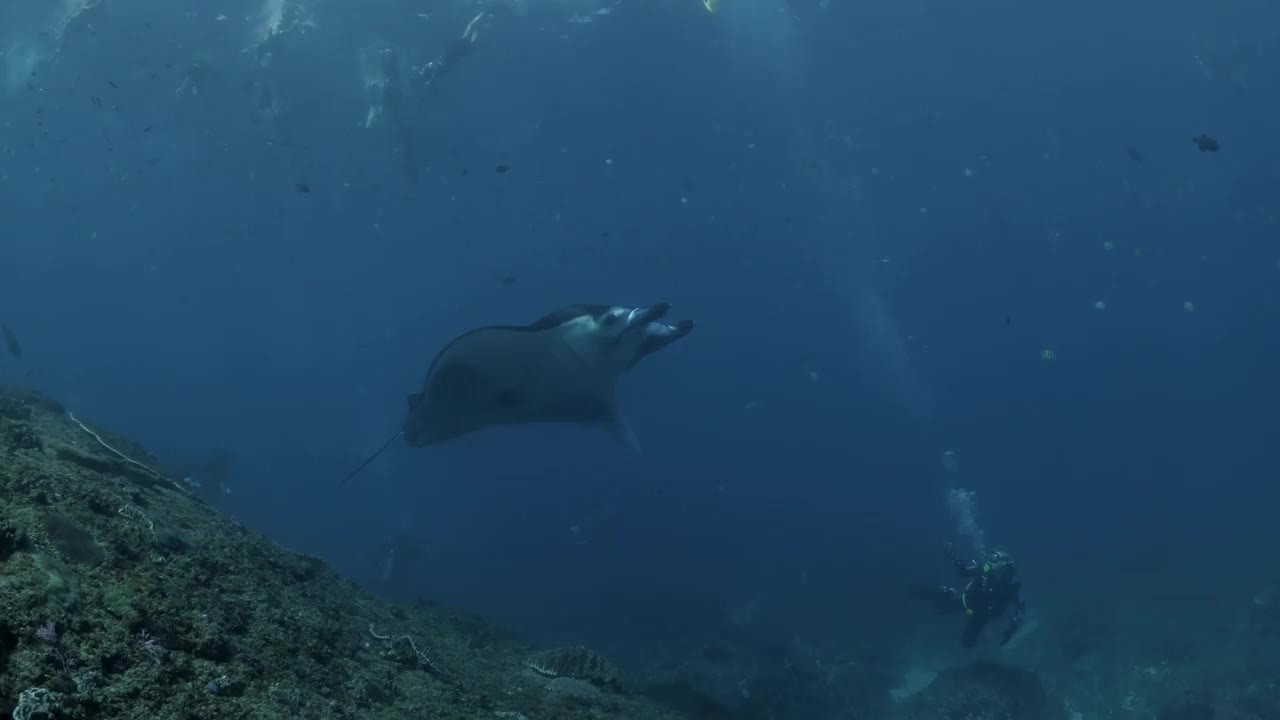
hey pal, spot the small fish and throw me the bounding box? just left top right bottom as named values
left=2, top=325, right=23, bottom=359
left=495, top=164, right=511, bottom=174
left=500, top=275, right=517, bottom=286
left=295, top=181, right=311, bottom=194
left=108, top=80, right=119, bottom=89
left=1192, top=134, right=1219, bottom=153
left=1126, top=147, right=1144, bottom=162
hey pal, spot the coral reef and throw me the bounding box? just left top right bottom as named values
left=635, top=630, right=894, bottom=720
left=1156, top=696, right=1215, bottom=720
left=0, top=386, right=680, bottom=720
left=893, top=661, right=1067, bottom=720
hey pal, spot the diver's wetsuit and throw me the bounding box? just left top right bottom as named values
left=917, top=551, right=1026, bottom=648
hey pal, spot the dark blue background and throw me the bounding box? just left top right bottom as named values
left=2, top=0, right=1277, bottom=665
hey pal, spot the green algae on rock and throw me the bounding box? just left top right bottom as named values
left=0, top=386, right=682, bottom=720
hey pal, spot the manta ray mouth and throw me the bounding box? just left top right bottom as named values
left=626, top=303, right=670, bottom=330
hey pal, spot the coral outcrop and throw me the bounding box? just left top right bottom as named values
left=527, top=646, right=624, bottom=690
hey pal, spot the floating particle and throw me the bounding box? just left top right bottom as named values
left=1183, top=301, right=1195, bottom=312
left=604, top=158, right=613, bottom=165
left=494, top=164, right=510, bottom=174
left=940, top=450, right=959, bottom=472
left=1192, top=54, right=1213, bottom=80
left=1102, top=241, right=1114, bottom=251
left=1094, top=300, right=1106, bottom=310
left=1041, top=348, right=1056, bottom=360
left=963, top=167, right=974, bottom=177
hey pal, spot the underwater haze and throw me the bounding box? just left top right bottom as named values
left=3, top=0, right=1279, bottom=716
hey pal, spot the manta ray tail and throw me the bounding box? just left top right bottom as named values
left=618, top=424, right=642, bottom=454
left=339, top=430, right=405, bottom=484
left=602, top=410, right=642, bottom=454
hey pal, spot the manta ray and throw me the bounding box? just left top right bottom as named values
left=340, top=303, right=694, bottom=483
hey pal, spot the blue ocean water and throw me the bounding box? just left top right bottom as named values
left=2, top=0, right=1278, bottom=714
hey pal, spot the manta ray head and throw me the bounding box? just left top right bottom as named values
left=594, top=303, right=671, bottom=341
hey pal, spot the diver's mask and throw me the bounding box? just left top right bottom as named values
left=982, top=550, right=1011, bottom=574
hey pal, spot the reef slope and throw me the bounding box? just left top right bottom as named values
left=0, top=386, right=680, bottom=720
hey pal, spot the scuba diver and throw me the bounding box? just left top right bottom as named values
left=415, top=9, right=492, bottom=91
left=368, top=46, right=420, bottom=183
left=414, top=0, right=528, bottom=92
left=912, top=543, right=1026, bottom=648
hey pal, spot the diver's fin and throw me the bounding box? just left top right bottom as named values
left=339, top=429, right=405, bottom=485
